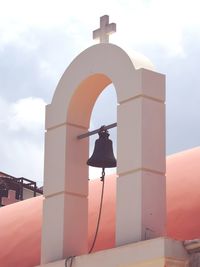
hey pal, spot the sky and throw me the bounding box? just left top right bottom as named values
left=0, top=0, right=200, bottom=185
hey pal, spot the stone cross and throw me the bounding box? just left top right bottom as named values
left=2, top=190, right=18, bottom=206
left=93, top=15, right=116, bottom=43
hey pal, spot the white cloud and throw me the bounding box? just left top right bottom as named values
left=1, top=0, right=200, bottom=56
left=0, top=96, right=46, bottom=185
left=7, top=97, right=45, bottom=132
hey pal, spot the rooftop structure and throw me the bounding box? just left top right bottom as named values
left=0, top=171, right=43, bottom=207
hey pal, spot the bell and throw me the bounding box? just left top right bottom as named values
left=87, top=128, right=117, bottom=168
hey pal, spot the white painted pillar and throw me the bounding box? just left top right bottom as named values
left=41, top=120, right=89, bottom=264
left=116, top=68, right=166, bottom=245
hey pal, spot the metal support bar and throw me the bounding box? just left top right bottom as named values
left=77, top=122, right=117, bottom=139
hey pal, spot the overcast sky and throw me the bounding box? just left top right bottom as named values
left=0, top=0, right=200, bottom=185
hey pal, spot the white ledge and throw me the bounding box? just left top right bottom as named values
left=37, top=237, right=189, bottom=267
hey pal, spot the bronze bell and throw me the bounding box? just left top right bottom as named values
left=87, top=127, right=117, bottom=168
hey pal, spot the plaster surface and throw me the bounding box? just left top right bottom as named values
left=37, top=238, right=188, bottom=267
left=117, top=97, right=165, bottom=174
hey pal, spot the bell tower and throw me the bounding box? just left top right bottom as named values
left=40, top=15, right=167, bottom=265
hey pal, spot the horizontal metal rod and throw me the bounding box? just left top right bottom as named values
left=77, top=122, right=117, bottom=139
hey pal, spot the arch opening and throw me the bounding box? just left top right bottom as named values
left=66, top=73, right=115, bottom=129
left=88, top=84, right=117, bottom=253
left=67, top=74, right=117, bottom=253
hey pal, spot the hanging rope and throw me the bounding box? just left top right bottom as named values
left=65, top=256, right=75, bottom=267
left=89, top=168, right=105, bottom=253
left=64, top=168, right=106, bottom=264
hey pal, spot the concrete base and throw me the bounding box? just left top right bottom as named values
left=36, top=238, right=189, bottom=267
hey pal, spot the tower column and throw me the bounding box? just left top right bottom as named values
left=116, top=68, right=166, bottom=245
left=41, top=122, right=89, bottom=264
left=40, top=40, right=162, bottom=264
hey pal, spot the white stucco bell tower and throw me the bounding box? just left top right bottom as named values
left=37, top=15, right=188, bottom=267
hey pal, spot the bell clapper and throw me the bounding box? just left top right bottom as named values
left=100, top=168, right=105, bottom=182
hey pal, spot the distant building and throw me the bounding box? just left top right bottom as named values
left=0, top=171, right=43, bottom=207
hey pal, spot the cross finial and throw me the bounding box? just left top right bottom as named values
left=93, top=15, right=116, bottom=43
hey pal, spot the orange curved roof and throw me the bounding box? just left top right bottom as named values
left=166, top=147, right=200, bottom=240
left=0, top=147, right=200, bottom=267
